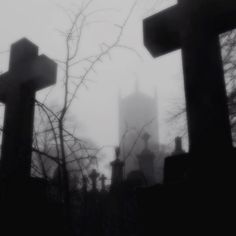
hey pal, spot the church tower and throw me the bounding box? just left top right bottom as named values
left=118, top=82, right=159, bottom=180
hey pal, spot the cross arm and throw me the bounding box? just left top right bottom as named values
left=143, top=5, right=180, bottom=57
left=29, top=55, right=57, bottom=91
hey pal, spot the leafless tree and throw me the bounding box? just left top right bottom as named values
left=221, top=30, right=236, bottom=144
left=27, top=0, right=139, bottom=229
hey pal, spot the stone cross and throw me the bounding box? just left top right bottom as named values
left=89, top=169, right=99, bottom=191
left=0, top=38, right=57, bottom=180
left=99, top=174, right=107, bottom=191
left=144, top=0, right=236, bottom=157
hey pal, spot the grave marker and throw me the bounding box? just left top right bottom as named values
left=0, top=38, right=57, bottom=180
left=144, top=0, right=236, bottom=181
left=144, top=0, right=236, bottom=153
left=89, top=169, right=99, bottom=191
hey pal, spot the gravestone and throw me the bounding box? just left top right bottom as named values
left=172, top=137, right=185, bottom=156
left=164, top=137, right=188, bottom=183
left=0, top=38, right=57, bottom=180
left=99, top=174, right=107, bottom=191
left=110, top=147, right=124, bottom=186
left=137, top=132, right=155, bottom=185
left=89, top=169, right=99, bottom=191
left=144, top=0, right=236, bottom=182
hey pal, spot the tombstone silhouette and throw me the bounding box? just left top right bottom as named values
left=99, top=174, right=107, bottom=191
left=0, top=38, right=57, bottom=180
left=144, top=0, right=236, bottom=181
left=111, top=147, right=124, bottom=186
left=137, top=132, right=155, bottom=185
left=89, top=169, right=99, bottom=191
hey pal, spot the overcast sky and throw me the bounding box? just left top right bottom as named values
left=0, top=0, right=187, bottom=173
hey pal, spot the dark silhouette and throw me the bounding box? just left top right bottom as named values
left=110, top=147, right=124, bottom=187
left=89, top=169, right=100, bottom=192
left=1, top=1, right=236, bottom=235
left=136, top=132, right=155, bottom=185
left=144, top=0, right=236, bottom=181
left=142, top=0, right=236, bottom=234
left=99, top=174, right=107, bottom=192
left=164, top=137, right=188, bottom=183
left=0, top=38, right=58, bottom=236
left=0, top=38, right=57, bottom=180
left=172, top=137, right=185, bottom=156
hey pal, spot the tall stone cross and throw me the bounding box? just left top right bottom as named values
left=144, top=0, right=236, bottom=156
left=0, top=38, right=57, bottom=180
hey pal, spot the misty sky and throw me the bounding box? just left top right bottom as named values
left=0, top=0, right=187, bottom=173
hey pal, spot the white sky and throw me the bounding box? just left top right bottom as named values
left=0, top=0, right=187, bottom=173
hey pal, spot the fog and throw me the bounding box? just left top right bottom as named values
left=0, top=0, right=187, bottom=175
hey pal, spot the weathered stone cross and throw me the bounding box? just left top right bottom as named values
left=144, top=0, right=236, bottom=155
left=0, top=38, right=57, bottom=180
